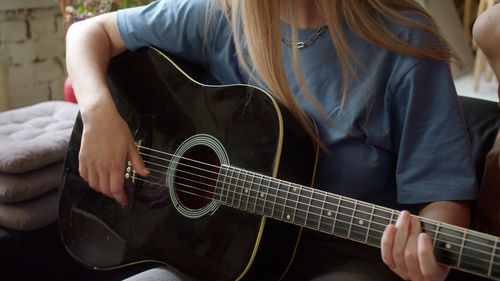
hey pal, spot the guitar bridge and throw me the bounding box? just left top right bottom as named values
left=124, top=114, right=154, bottom=183
left=124, top=139, right=143, bottom=183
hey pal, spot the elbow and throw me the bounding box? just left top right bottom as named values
left=65, top=20, right=92, bottom=51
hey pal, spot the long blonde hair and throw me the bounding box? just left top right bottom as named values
left=211, top=0, right=456, bottom=145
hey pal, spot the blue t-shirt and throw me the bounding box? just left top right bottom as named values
left=116, top=0, right=477, bottom=210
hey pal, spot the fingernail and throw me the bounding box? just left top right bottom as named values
left=418, top=232, right=427, bottom=242
left=399, top=210, right=408, bottom=221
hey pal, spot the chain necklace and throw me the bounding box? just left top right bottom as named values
left=281, top=24, right=328, bottom=49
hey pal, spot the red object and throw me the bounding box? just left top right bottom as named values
left=64, top=77, right=77, bottom=104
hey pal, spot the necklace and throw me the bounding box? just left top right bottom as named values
left=281, top=24, right=328, bottom=49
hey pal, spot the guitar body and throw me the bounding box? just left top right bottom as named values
left=58, top=47, right=318, bottom=280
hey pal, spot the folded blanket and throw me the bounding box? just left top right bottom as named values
left=0, top=101, right=78, bottom=173
left=0, top=190, right=58, bottom=231
left=0, top=163, right=63, bottom=203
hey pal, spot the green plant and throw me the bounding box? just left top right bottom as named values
left=120, top=0, right=155, bottom=9
left=64, top=0, right=154, bottom=23
left=65, top=0, right=114, bottom=21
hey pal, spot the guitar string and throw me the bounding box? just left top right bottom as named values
left=136, top=147, right=500, bottom=253
left=143, top=171, right=407, bottom=239
left=138, top=146, right=474, bottom=235
left=133, top=165, right=500, bottom=262
left=142, top=157, right=421, bottom=237
left=143, top=161, right=478, bottom=250
left=136, top=147, right=500, bottom=250
left=135, top=174, right=473, bottom=262
left=140, top=149, right=461, bottom=237
left=138, top=176, right=500, bottom=272
left=132, top=174, right=500, bottom=270
left=139, top=153, right=500, bottom=260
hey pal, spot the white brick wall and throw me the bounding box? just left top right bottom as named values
left=0, top=2, right=66, bottom=111
left=0, top=20, right=27, bottom=42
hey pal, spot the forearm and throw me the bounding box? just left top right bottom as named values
left=65, top=12, right=125, bottom=121
left=418, top=200, right=471, bottom=229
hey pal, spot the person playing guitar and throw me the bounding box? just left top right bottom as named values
left=65, top=0, right=477, bottom=280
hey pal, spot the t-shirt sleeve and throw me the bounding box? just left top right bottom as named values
left=116, top=0, right=210, bottom=63
left=391, top=58, right=478, bottom=204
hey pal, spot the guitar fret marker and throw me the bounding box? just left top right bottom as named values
left=280, top=182, right=292, bottom=221
left=359, top=219, right=364, bottom=225
left=327, top=211, right=332, bottom=216
left=245, top=189, right=248, bottom=193
left=445, top=243, right=451, bottom=249
left=293, top=187, right=297, bottom=192
left=260, top=192, right=264, bottom=198
left=286, top=214, right=291, bottom=220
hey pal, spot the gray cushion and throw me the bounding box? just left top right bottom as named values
left=0, top=101, right=78, bottom=173
left=0, top=190, right=58, bottom=231
left=0, top=163, right=63, bottom=203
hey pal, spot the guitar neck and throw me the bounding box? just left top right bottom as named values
left=214, top=165, right=500, bottom=280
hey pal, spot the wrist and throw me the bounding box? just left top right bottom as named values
left=79, top=95, right=118, bottom=124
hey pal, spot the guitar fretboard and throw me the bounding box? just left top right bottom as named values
left=214, top=165, right=500, bottom=280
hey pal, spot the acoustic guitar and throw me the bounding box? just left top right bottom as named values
left=58, top=47, right=500, bottom=280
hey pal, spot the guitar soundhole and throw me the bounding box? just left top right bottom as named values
left=174, top=145, right=220, bottom=210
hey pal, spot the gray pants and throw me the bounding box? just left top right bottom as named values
left=123, top=229, right=400, bottom=281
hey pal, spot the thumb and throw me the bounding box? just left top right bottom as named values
left=128, top=141, right=150, bottom=177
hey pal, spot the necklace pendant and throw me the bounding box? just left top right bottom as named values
left=281, top=24, right=327, bottom=50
